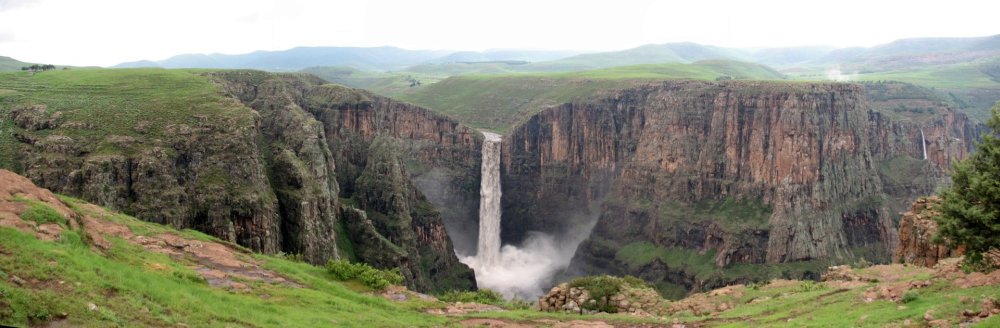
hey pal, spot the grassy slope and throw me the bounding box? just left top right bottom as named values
left=0, top=56, right=34, bottom=72
left=853, top=62, right=1000, bottom=121
left=680, top=267, right=1000, bottom=327
left=0, top=68, right=257, bottom=170
left=4, top=196, right=999, bottom=327
left=300, top=66, right=448, bottom=96
left=0, top=196, right=450, bottom=327
left=395, top=60, right=786, bottom=133
left=788, top=58, right=1000, bottom=121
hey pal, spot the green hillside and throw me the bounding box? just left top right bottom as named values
left=300, top=66, right=448, bottom=95
left=0, top=196, right=450, bottom=327
left=528, top=42, right=750, bottom=72
left=396, top=60, right=786, bottom=132
left=0, top=56, right=33, bottom=72
left=0, top=68, right=258, bottom=170
left=0, top=169, right=669, bottom=327
left=846, top=59, right=1000, bottom=121
left=4, top=184, right=998, bottom=327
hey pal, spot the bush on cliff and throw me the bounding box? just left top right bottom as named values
left=326, top=260, right=403, bottom=290
left=938, top=105, right=1000, bottom=269
left=568, top=275, right=650, bottom=313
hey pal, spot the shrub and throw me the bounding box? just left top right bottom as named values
left=325, top=260, right=403, bottom=290
left=901, top=290, right=919, bottom=303
left=622, top=275, right=650, bottom=288
left=570, top=275, right=627, bottom=313
left=853, top=257, right=873, bottom=269
left=438, top=289, right=506, bottom=306
left=797, top=281, right=825, bottom=292
left=937, top=105, right=1000, bottom=270
left=19, top=203, right=66, bottom=225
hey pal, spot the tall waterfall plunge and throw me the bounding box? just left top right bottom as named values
left=476, top=132, right=503, bottom=267
left=459, top=131, right=599, bottom=300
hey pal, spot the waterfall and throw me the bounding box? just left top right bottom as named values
left=476, top=132, right=503, bottom=267
left=921, top=129, right=928, bottom=160
left=459, top=130, right=598, bottom=299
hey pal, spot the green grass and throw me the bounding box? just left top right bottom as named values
left=696, top=277, right=1000, bottom=327
left=853, top=63, right=999, bottom=89
left=790, top=60, right=1000, bottom=122
left=18, top=202, right=66, bottom=225
left=3, top=194, right=999, bottom=327
left=395, top=60, right=790, bottom=133
left=0, top=68, right=258, bottom=163
left=301, top=66, right=446, bottom=96
left=0, top=56, right=34, bottom=72
left=614, top=241, right=828, bottom=286
left=0, top=205, right=451, bottom=327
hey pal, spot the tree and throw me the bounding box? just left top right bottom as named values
left=937, top=103, right=1000, bottom=268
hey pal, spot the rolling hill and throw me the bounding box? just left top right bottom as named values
left=395, top=60, right=787, bottom=132
left=0, top=56, right=34, bottom=72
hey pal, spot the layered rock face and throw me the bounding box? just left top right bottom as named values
left=501, top=80, right=980, bottom=293
left=6, top=70, right=476, bottom=293
left=210, top=71, right=479, bottom=292
left=14, top=97, right=282, bottom=255
left=864, top=82, right=985, bottom=217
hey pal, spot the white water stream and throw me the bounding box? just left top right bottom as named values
left=921, top=129, right=928, bottom=160
left=475, top=132, right=503, bottom=267
left=460, top=131, right=597, bottom=300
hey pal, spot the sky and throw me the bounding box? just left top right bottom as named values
left=0, top=0, right=997, bottom=67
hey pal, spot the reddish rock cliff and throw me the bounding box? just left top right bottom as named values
left=500, top=80, right=980, bottom=293
left=893, top=196, right=964, bottom=267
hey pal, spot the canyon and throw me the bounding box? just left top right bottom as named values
left=0, top=70, right=984, bottom=298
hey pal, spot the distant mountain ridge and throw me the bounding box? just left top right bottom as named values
left=113, top=46, right=452, bottom=71
left=108, top=34, right=1000, bottom=74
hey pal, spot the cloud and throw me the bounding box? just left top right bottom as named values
left=0, top=0, right=41, bottom=11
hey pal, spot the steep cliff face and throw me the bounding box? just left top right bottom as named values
left=3, top=70, right=476, bottom=293
left=308, top=84, right=484, bottom=256
left=9, top=73, right=283, bottom=255
left=501, top=80, right=980, bottom=294
left=864, top=82, right=984, bottom=218
left=209, top=71, right=478, bottom=292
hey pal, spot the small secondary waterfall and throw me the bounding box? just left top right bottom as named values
left=921, top=129, right=928, bottom=160
left=476, top=132, right=503, bottom=267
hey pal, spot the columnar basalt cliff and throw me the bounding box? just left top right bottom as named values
left=863, top=82, right=985, bottom=217
left=500, top=80, right=981, bottom=294
left=210, top=71, right=479, bottom=292
left=5, top=70, right=477, bottom=293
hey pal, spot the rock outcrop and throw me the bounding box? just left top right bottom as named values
left=500, top=80, right=980, bottom=294
left=4, top=70, right=477, bottom=293
left=537, top=277, right=667, bottom=315
left=209, top=71, right=479, bottom=293
left=893, top=196, right=964, bottom=267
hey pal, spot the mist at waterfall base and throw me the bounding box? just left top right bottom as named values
left=460, top=218, right=597, bottom=300
left=459, top=131, right=598, bottom=300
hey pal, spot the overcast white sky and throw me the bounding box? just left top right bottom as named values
left=0, top=0, right=997, bottom=67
